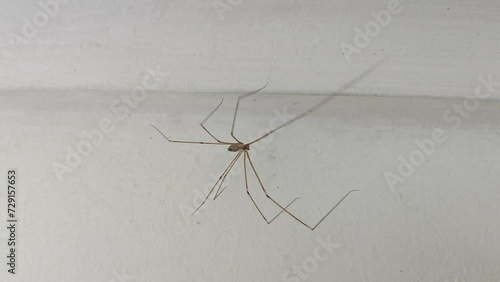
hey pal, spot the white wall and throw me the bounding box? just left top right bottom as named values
left=1, top=0, right=499, bottom=97
left=1, top=1, right=500, bottom=282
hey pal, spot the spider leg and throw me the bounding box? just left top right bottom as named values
left=191, top=150, right=243, bottom=215
left=247, top=57, right=389, bottom=146
left=245, top=151, right=358, bottom=230
left=151, top=125, right=232, bottom=145
left=200, top=98, right=233, bottom=143
left=213, top=150, right=242, bottom=200
left=230, top=40, right=274, bottom=143
left=243, top=150, right=302, bottom=224
left=230, top=82, right=269, bottom=143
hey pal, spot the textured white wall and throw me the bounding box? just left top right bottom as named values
left=1, top=91, right=500, bottom=282
left=0, top=1, right=500, bottom=282
left=1, top=0, right=499, bottom=97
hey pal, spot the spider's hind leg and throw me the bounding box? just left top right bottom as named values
left=243, top=150, right=301, bottom=225
left=245, top=151, right=358, bottom=230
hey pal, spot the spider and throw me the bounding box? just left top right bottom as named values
left=152, top=59, right=386, bottom=230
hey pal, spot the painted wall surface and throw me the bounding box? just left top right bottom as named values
left=0, top=1, right=499, bottom=282
left=1, top=0, right=499, bottom=97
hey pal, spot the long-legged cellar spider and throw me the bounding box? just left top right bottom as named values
left=152, top=59, right=386, bottom=230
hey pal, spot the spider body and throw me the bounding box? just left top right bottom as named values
left=228, top=143, right=249, bottom=152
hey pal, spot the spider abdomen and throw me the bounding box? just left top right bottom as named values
left=228, top=143, right=249, bottom=152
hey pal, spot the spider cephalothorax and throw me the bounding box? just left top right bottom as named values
left=228, top=143, right=250, bottom=152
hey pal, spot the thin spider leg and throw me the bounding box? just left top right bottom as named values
left=212, top=172, right=230, bottom=201
left=247, top=57, right=389, bottom=146
left=268, top=197, right=302, bottom=223
left=213, top=169, right=233, bottom=200
left=200, top=98, right=233, bottom=143
left=191, top=150, right=243, bottom=215
left=230, top=82, right=269, bottom=143
left=213, top=150, right=242, bottom=200
left=213, top=185, right=227, bottom=200
left=245, top=151, right=358, bottom=230
left=151, top=125, right=232, bottom=145
left=231, top=41, right=275, bottom=143
left=243, top=151, right=301, bottom=224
